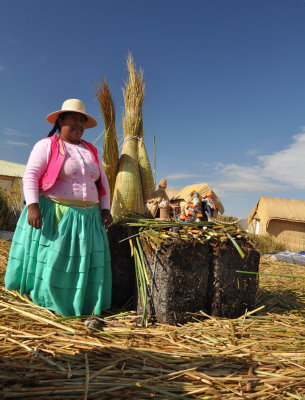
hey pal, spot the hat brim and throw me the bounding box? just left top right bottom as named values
left=46, top=110, right=97, bottom=129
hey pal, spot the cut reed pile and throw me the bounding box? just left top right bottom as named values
left=96, top=78, right=119, bottom=204
left=0, top=239, right=304, bottom=399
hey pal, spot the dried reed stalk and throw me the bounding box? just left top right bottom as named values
left=1, top=241, right=305, bottom=399
left=111, top=53, right=145, bottom=221
left=96, top=78, right=119, bottom=205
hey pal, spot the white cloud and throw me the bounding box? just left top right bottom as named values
left=0, top=65, right=5, bottom=71
left=5, top=140, right=28, bottom=147
left=165, top=173, right=202, bottom=180
left=165, top=128, right=305, bottom=199
left=259, top=130, right=305, bottom=189
left=211, top=163, right=285, bottom=194
left=210, top=129, right=305, bottom=194
left=2, top=128, right=29, bottom=137
left=3, top=128, right=22, bottom=136
left=246, top=149, right=258, bottom=156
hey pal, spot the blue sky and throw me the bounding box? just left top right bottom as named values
left=1, top=0, right=305, bottom=218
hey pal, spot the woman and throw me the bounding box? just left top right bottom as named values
left=5, top=99, right=112, bottom=317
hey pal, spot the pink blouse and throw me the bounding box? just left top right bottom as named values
left=23, top=138, right=110, bottom=210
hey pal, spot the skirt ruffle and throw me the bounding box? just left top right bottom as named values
left=4, top=196, right=112, bottom=316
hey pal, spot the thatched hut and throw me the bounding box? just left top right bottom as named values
left=0, top=160, right=25, bottom=231
left=165, top=188, right=179, bottom=199
left=0, top=160, right=25, bottom=208
left=246, top=196, right=305, bottom=251
left=169, top=183, right=224, bottom=216
left=0, top=160, right=25, bottom=192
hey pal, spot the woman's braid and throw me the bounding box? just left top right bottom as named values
left=47, top=119, right=60, bottom=137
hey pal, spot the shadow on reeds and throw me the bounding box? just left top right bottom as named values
left=255, top=287, right=305, bottom=315
left=0, top=346, right=255, bottom=399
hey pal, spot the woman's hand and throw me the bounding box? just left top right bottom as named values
left=27, top=203, right=43, bottom=229
left=101, top=209, right=113, bottom=230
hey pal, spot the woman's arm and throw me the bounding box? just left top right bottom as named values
left=23, top=139, right=51, bottom=229
left=97, top=154, right=110, bottom=210
left=97, top=154, right=112, bottom=229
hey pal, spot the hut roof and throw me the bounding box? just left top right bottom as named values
left=0, top=160, right=26, bottom=178
left=165, top=189, right=179, bottom=199
left=246, top=196, right=305, bottom=227
left=169, top=183, right=225, bottom=214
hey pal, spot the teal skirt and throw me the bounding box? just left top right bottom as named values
left=4, top=196, right=112, bottom=317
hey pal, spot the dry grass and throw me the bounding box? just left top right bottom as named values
left=247, top=233, right=287, bottom=254
left=0, top=180, right=23, bottom=231
left=256, top=254, right=305, bottom=314
left=0, top=239, right=304, bottom=399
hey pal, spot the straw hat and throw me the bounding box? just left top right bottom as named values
left=46, top=99, right=97, bottom=128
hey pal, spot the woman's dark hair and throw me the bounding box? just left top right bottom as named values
left=47, top=112, right=88, bottom=137
left=47, top=119, right=60, bottom=137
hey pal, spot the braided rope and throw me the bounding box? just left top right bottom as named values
left=123, top=135, right=142, bottom=143
left=205, top=212, right=241, bottom=225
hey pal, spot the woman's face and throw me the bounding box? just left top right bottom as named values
left=59, top=112, right=87, bottom=144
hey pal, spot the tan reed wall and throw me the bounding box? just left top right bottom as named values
left=267, top=219, right=305, bottom=251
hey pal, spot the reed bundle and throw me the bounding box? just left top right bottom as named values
left=96, top=78, right=119, bottom=204
left=1, top=238, right=304, bottom=399
left=138, top=116, right=155, bottom=202
left=121, top=218, right=255, bottom=325
left=111, top=53, right=145, bottom=221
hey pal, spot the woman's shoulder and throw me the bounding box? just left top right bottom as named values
left=81, top=138, right=97, bottom=150
left=31, top=137, right=52, bottom=153
left=34, top=137, right=51, bottom=145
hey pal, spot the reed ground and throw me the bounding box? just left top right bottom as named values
left=0, top=238, right=304, bottom=399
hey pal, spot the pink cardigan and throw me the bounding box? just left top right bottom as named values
left=39, top=135, right=106, bottom=197
left=23, top=137, right=110, bottom=210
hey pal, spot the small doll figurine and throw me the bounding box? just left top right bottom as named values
left=158, top=199, right=170, bottom=221
left=185, top=191, right=204, bottom=222
left=177, top=207, right=186, bottom=222
left=145, top=178, right=170, bottom=220
left=203, top=192, right=216, bottom=217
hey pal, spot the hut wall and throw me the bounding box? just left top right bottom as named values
left=246, top=219, right=256, bottom=234
left=257, top=217, right=267, bottom=235
left=267, top=219, right=305, bottom=251
left=0, top=176, right=14, bottom=191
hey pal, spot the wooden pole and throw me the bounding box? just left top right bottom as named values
left=153, top=134, right=156, bottom=186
